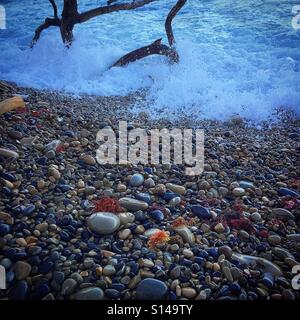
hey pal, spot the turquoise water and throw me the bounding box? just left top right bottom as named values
left=0, top=0, right=300, bottom=120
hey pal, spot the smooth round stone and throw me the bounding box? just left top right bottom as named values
left=0, top=258, right=12, bottom=269
left=272, top=208, right=295, bottom=220
left=103, top=265, right=116, bottom=276
left=170, top=266, right=181, bottom=279
left=191, top=205, right=211, bottom=219
left=8, top=280, right=28, bottom=300
left=262, top=272, right=274, bottom=288
left=181, top=287, right=197, bottom=299
left=135, top=193, right=151, bottom=204
left=150, top=210, right=164, bottom=222
left=0, top=148, right=19, bottom=159
left=62, top=278, right=77, bottom=296
left=232, top=253, right=283, bottom=276
left=268, top=235, right=282, bottom=245
left=239, top=181, right=254, bottom=189
left=166, top=183, right=186, bottom=195
left=130, top=174, right=144, bottom=187
left=278, top=188, right=300, bottom=198
left=272, top=247, right=292, bottom=260
left=168, top=196, right=181, bottom=207
left=143, top=228, right=160, bottom=238
left=182, top=249, right=194, bottom=258
left=118, top=228, right=131, bottom=240
left=82, top=154, right=96, bottom=165
left=144, top=178, right=155, bottom=188
left=251, top=212, right=261, bottom=222
left=287, top=234, right=300, bottom=242
left=214, top=223, right=225, bottom=233
left=119, top=198, right=149, bottom=212
left=118, top=212, right=135, bottom=225
left=232, top=187, right=245, bottom=196
left=222, top=266, right=233, bottom=283
left=174, top=226, right=195, bottom=244
left=136, top=279, right=168, bottom=300
left=74, top=287, right=104, bottom=300
left=163, top=192, right=179, bottom=201
left=0, top=223, right=11, bottom=236
left=218, top=246, right=232, bottom=259
left=14, top=261, right=32, bottom=280
left=87, top=212, right=120, bottom=235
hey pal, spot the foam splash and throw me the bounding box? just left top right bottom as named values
left=0, top=0, right=299, bottom=122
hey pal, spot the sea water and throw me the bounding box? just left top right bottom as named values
left=0, top=0, right=299, bottom=121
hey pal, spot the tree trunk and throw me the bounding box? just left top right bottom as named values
left=60, top=0, right=79, bottom=45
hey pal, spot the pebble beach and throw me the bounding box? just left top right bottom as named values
left=0, top=81, right=299, bottom=300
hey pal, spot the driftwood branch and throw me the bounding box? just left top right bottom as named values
left=31, top=0, right=156, bottom=46
left=112, top=39, right=178, bottom=67
left=165, top=0, right=186, bottom=47
left=78, top=0, right=157, bottom=23
left=31, top=17, right=61, bottom=48
left=111, top=0, right=186, bottom=68
left=49, top=0, right=58, bottom=18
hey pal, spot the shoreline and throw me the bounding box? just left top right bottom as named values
left=0, top=80, right=299, bottom=300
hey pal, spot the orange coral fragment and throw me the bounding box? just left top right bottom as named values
left=147, top=230, right=170, bottom=250
left=92, top=196, right=122, bottom=213
left=171, top=217, right=198, bottom=229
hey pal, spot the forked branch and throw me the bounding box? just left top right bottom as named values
left=49, top=0, right=58, bottom=18
left=111, top=0, right=186, bottom=68
left=78, top=0, right=157, bottom=24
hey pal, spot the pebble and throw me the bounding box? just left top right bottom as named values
left=182, top=249, right=194, bottom=258
left=118, top=228, right=131, bottom=240
left=14, top=261, right=32, bottom=280
left=272, top=208, right=295, bottom=220
left=251, top=212, right=261, bottom=222
left=278, top=188, right=300, bottom=198
left=150, top=210, right=164, bottom=222
left=118, top=212, right=135, bottom=225
left=170, top=266, right=181, bottom=279
left=130, top=173, right=144, bottom=187
left=222, top=266, right=234, bottom=283
left=0, top=148, right=19, bottom=159
left=87, top=212, right=120, bottom=235
left=232, top=187, right=245, bottom=196
left=174, top=226, right=195, bottom=244
left=214, top=223, right=225, bottom=233
left=119, top=197, right=149, bottom=212
left=103, top=265, right=116, bottom=276
left=165, top=183, right=186, bottom=195
left=61, top=279, right=77, bottom=296
left=82, top=154, right=96, bottom=165
left=268, top=235, right=282, bottom=245
left=181, top=287, right=197, bottom=299
left=191, top=205, right=211, bottom=219
left=135, top=279, right=168, bottom=300
left=73, top=287, right=104, bottom=300
left=218, top=246, right=232, bottom=259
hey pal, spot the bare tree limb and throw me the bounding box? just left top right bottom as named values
left=31, top=17, right=61, bottom=48
left=78, top=0, right=157, bottom=24
left=49, top=0, right=58, bottom=18
left=165, top=0, right=186, bottom=47
left=112, top=39, right=178, bottom=67
left=111, top=0, right=186, bottom=68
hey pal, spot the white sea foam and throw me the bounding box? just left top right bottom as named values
left=0, top=0, right=299, bottom=121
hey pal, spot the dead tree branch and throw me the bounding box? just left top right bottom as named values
left=49, top=0, right=58, bottom=18
left=78, top=0, right=157, bottom=23
left=111, top=0, right=186, bottom=68
left=112, top=39, right=178, bottom=67
left=31, top=17, right=61, bottom=48
left=32, top=0, right=157, bottom=46
left=165, top=0, right=186, bottom=47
